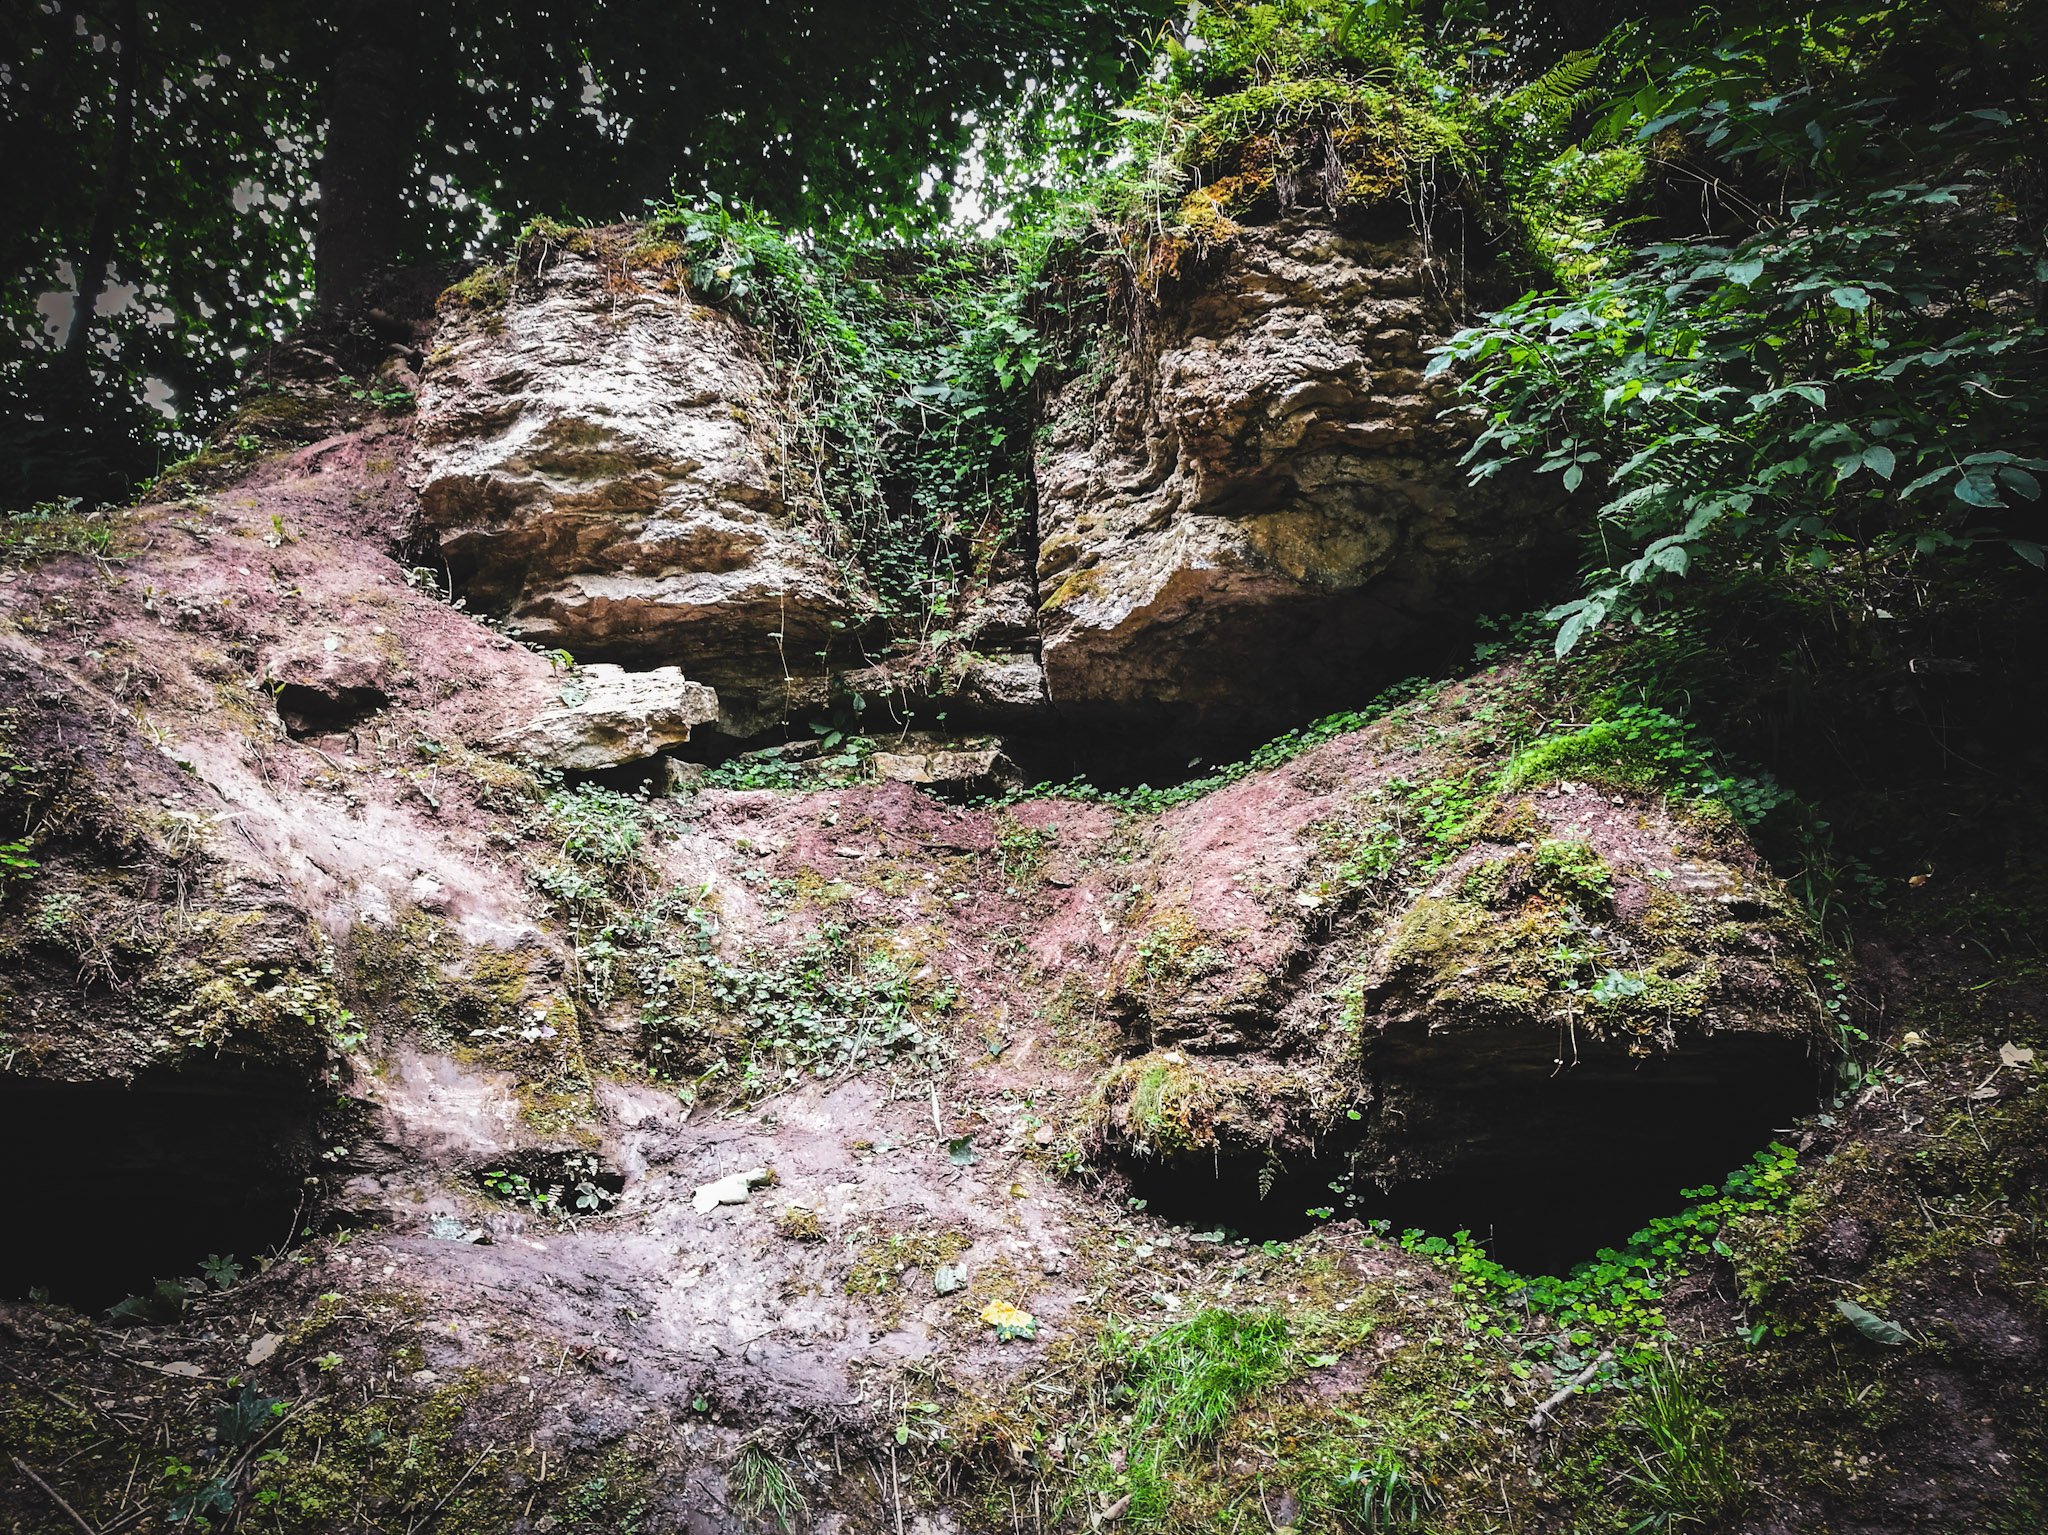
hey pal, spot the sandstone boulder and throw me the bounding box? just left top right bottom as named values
left=495, top=663, right=719, bottom=771
left=1080, top=685, right=1822, bottom=1265
left=412, top=232, right=853, bottom=737
left=1036, top=218, right=1571, bottom=759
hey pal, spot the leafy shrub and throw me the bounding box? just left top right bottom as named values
left=1437, top=1, right=2046, bottom=656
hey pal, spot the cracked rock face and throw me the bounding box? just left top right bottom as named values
left=411, top=235, right=852, bottom=734
left=1036, top=217, right=1571, bottom=757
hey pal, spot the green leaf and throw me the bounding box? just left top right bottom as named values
left=1833, top=1298, right=1908, bottom=1346
left=1562, top=464, right=1585, bottom=492
left=1829, top=286, right=1871, bottom=311
left=1862, top=444, right=1896, bottom=480
left=1726, top=258, right=1764, bottom=287
left=1955, top=473, right=2002, bottom=508
left=1555, top=609, right=1591, bottom=658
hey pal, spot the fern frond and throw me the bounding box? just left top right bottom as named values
left=1510, top=48, right=1603, bottom=120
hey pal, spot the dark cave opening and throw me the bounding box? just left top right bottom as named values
left=273, top=680, right=388, bottom=739
left=1126, top=1038, right=1821, bottom=1276
left=0, top=1066, right=321, bottom=1315
left=1133, top=1151, right=1352, bottom=1243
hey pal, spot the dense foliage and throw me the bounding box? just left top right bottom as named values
left=0, top=1, right=319, bottom=507
left=632, top=196, right=1080, bottom=633
left=1436, top=0, right=2046, bottom=653
left=1092, top=0, right=1642, bottom=284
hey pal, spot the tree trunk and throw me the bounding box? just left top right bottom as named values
left=313, top=0, right=421, bottom=310
left=61, top=0, right=139, bottom=379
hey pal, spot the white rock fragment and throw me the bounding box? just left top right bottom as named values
left=691, top=1167, right=772, bottom=1214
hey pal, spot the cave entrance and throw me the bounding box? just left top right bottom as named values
left=0, top=1065, right=321, bottom=1315
left=1122, top=1036, right=1819, bottom=1275
left=273, top=681, right=388, bottom=739
left=1131, top=1151, right=1348, bottom=1243
left=1342, top=1045, right=1818, bottom=1275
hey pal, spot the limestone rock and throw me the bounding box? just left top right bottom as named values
left=953, top=654, right=1050, bottom=719
left=957, top=577, right=1038, bottom=649
left=870, top=740, right=1017, bottom=793
left=692, top=1167, right=771, bottom=1214
left=496, top=663, right=719, bottom=770
left=412, top=231, right=854, bottom=733
left=1036, top=218, right=1571, bottom=758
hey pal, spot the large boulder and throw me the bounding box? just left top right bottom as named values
left=411, top=229, right=854, bottom=737
left=1036, top=217, right=1572, bottom=759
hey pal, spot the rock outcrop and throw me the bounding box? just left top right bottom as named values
left=1036, top=217, right=1572, bottom=758
left=1082, top=671, right=1822, bottom=1268
left=411, top=230, right=854, bottom=738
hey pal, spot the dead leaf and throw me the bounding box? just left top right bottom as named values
left=981, top=1300, right=1038, bottom=1341
left=1999, top=1041, right=2035, bottom=1069
left=245, top=1333, right=282, bottom=1367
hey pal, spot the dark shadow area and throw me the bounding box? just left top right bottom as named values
left=1132, top=1151, right=1351, bottom=1243
left=1048, top=590, right=1575, bottom=790
left=1350, top=1066, right=1816, bottom=1275
left=274, top=681, right=389, bottom=739
left=1127, top=1036, right=1820, bottom=1276
left=0, top=1065, right=320, bottom=1314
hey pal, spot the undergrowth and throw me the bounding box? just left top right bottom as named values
left=1401, top=1142, right=1802, bottom=1368
left=637, top=195, right=1086, bottom=638
left=0, top=497, right=124, bottom=565
left=1092, top=1309, right=1294, bottom=1523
